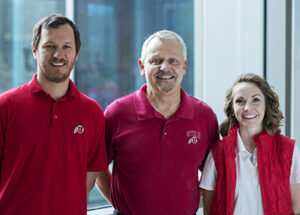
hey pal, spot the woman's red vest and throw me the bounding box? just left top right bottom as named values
left=210, top=123, right=295, bottom=215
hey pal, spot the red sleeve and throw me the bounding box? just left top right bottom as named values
left=212, top=113, right=220, bottom=143
left=87, top=105, right=108, bottom=172
left=200, top=112, right=220, bottom=171
left=104, top=104, right=116, bottom=164
left=0, top=94, right=7, bottom=163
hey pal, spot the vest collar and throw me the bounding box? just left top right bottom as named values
left=221, top=123, right=239, bottom=158
left=223, top=123, right=275, bottom=156
left=253, top=131, right=274, bottom=154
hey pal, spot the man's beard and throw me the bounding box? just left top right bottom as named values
left=44, top=69, right=71, bottom=83
left=157, top=81, right=174, bottom=93
left=155, top=71, right=177, bottom=93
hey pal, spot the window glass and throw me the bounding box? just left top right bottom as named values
left=0, top=0, right=194, bottom=210
left=75, top=0, right=194, bottom=109
left=0, top=0, right=65, bottom=93
left=75, top=0, right=194, bottom=209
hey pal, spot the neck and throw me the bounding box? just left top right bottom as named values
left=146, top=88, right=181, bottom=119
left=238, top=126, right=263, bottom=153
left=37, top=75, right=70, bottom=100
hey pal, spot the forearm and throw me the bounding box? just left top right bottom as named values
left=87, top=172, right=100, bottom=194
left=96, top=170, right=112, bottom=204
left=199, top=187, right=203, bottom=207
left=291, top=183, right=300, bottom=214
left=203, top=189, right=215, bottom=215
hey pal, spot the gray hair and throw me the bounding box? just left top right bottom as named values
left=140, top=30, right=187, bottom=63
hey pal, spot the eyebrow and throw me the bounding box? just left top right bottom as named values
left=234, top=93, right=262, bottom=99
left=252, top=94, right=262, bottom=97
left=149, top=54, right=161, bottom=59
left=149, top=54, right=179, bottom=58
left=43, top=41, right=73, bottom=44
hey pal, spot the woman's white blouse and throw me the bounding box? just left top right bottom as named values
left=199, top=131, right=300, bottom=215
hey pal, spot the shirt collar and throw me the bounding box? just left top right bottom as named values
left=135, top=84, right=194, bottom=120
left=236, top=129, right=248, bottom=155
left=28, top=74, right=80, bottom=101
left=237, top=129, right=259, bottom=167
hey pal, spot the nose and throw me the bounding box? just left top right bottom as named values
left=160, top=61, right=170, bottom=71
left=244, top=102, right=251, bottom=110
left=53, top=47, right=65, bottom=60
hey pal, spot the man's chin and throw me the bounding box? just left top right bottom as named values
left=157, top=83, right=175, bottom=93
left=45, top=74, right=70, bottom=83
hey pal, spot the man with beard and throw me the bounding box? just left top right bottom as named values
left=0, top=15, right=108, bottom=215
left=96, top=30, right=219, bottom=215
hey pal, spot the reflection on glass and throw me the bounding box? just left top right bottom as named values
left=0, top=0, right=194, bottom=210
left=75, top=0, right=194, bottom=210
left=0, top=0, right=65, bottom=93
left=76, top=0, right=194, bottom=109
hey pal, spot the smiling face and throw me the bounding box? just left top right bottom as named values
left=232, top=82, right=266, bottom=134
left=32, top=24, right=78, bottom=83
left=138, top=37, right=186, bottom=95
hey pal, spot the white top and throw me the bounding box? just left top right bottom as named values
left=199, top=131, right=300, bottom=215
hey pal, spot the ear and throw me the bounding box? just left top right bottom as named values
left=75, top=48, right=80, bottom=61
left=32, top=44, right=38, bottom=60
left=183, top=60, right=187, bottom=76
left=138, top=59, right=145, bottom=77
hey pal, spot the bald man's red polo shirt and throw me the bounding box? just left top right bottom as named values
left=105, top=84, right=219, bottom=215
left=0, top=75, right=108, bottom=215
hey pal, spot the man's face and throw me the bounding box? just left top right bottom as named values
left=139, top=38, right=186, bottom=95
left=32, top=24, right=78, bottom=83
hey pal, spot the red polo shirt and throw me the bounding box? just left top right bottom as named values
left=0, top=75, right=108, bottom=215
left=105, top=84, right=219, bottom=215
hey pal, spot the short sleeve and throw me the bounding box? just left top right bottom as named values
left=0, top=94, right=7, bottom=161
left=87, top=105, right=108, bottom=172
left=199, top=111, right=219, bottom=171
left=199, top=150, right=217, bottom=190
left=104, top=103, right=116, bottom=164
left=290, top=144, right=300, bottom=184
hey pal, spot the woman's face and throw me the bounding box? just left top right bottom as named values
left=232, top=82, right=266, bottom=134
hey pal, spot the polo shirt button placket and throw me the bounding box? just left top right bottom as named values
left=161, top=122, right=169, bottom=144
left=52, top=113, right=58, bottom=128
left=52, top=102, right=59, bottom=128
left=53, top=102, right=58, bottom=120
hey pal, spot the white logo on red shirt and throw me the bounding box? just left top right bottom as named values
left=186, top=130, right=201, bottom=144
left=74, top=125, right=85, bottom=135
left=188, top=136, right=198, bottom=144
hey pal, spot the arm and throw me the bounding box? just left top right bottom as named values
left=87, top=106, right=108, bottom=194
left=291, top=183, right=300, bottom=214
left=203, top=189, right=215, bottom=215
left=87, top=172, right=100, bottom=194
left=96, top=169, right=112, bottom=204
left=199, top=150, right=217, bottom=215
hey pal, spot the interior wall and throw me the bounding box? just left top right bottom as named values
left=194, top=0, right=264, bottom=124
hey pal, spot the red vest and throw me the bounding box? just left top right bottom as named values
left=210, top=124, right=295, bottom=215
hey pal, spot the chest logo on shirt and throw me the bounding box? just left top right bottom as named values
left=74, top=125, right=85, bottom=135
left=186, top=130, right=201, bottom=144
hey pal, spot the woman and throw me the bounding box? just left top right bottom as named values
left=200, top=73, right=300, bottom=215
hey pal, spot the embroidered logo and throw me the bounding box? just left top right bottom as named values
left=186, top=130, right=201, bottom=144
left=74, top=125, right=85, bottom=135
left=188, top=136, right=198, bottom=144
